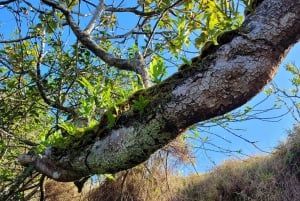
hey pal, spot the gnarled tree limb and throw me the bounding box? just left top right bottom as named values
left=19, top=0, right=300, bottom=182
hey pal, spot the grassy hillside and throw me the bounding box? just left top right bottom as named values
left=45, top=125, right=300, bottom=201
left=174, top=125, right=300, bottom=201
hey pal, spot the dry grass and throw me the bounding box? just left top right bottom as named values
left=85, top=165, right=176, bottom=201
left=45, top=125, right=300, bottom=201
left=44, top=180, right=83, bottom=201
left=171, top=125, right=300, bottom=201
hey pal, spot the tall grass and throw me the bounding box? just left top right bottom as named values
left=45, top=125, right=300, bottom=201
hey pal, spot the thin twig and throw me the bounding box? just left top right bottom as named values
left=0, top=35, right=40, bottom=43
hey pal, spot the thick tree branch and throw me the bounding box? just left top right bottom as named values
left=18, top=154, right=86, bottom=182
left=19, top=0, right=300, bottom=182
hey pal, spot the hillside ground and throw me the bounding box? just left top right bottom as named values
left=45, top=125, right=300, bottom=201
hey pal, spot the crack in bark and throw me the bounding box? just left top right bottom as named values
left=18, top=0, right=300, bottom=182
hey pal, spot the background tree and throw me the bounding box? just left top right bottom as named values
left=0, top=0, right=299, bottom=200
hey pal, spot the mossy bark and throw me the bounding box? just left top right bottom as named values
left=19, top=0, right=300, bottom=181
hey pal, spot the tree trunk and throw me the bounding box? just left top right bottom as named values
left=18, top=0, right=300, bottom=182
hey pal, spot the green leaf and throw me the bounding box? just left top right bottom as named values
left=244, top=105, right=252, bottom=113
left=0, top=66, right=7, bottom=73
left=58, top=122, right=77, bottom=134
left=106, top=110, right=116, bottom=128
left=264, top=86, right=274, bottom=95
left=286, top=63, right=298, bottom=74
left=132, top=95, right=150, bottom=114
left=78, top=77, right=95, bottom=95
left=149, top=55, right=167, bottom=84
left=103, top=174, right=115, bottom=180
left=181, top=57, right=192, bottom=65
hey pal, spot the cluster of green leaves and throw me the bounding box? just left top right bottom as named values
left=137, top=0, right=244, bottom=75
left=133, top=95, right=150, bottom=114
left=193, top=0, right=244, bottom=47
left=149, top=55, right=167, bottom=84
left=152, top=0, right=244, bottom=55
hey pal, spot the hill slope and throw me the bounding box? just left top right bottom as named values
left=172, top=126, right=300, bottom=201
left=45, top=125, right=300, bottom=201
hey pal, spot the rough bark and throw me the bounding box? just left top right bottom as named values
left=19, top=0, right=300, bottom=182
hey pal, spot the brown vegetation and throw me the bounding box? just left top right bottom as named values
left=44, top=180, right=85, bottom=201
left=45, top=125, right=300, bottom=201
left=173, top=125, right=300, bottom=201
